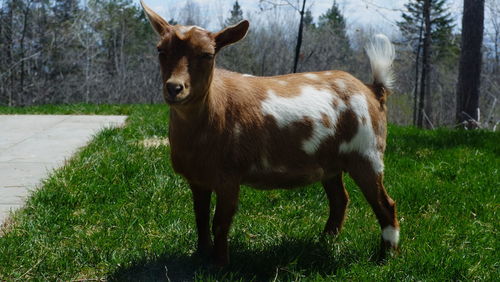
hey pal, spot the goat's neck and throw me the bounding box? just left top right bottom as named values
left=169, top=69, right=228, bottom=133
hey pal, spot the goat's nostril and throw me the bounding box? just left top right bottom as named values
left=166, top=82, right=184, bottom=97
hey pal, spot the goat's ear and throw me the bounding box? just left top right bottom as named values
left=140, top=0, right=170, bottom=36
left=214, top=20, right=249, bottom=53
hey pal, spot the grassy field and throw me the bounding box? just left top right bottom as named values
left=0, top=104, right=498, bottom=281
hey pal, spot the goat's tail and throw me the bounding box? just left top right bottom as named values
left=365, top=34, right=396, bottom=101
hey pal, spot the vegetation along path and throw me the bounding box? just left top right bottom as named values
left=0, top=104, right=498, bottom=280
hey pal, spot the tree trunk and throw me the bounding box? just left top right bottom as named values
left=6, top=0, right=14, bottom=106
left=413, top=18, right=424, bottom=126
left=456, top=0, right=485, bottom=128
left=19, top=1, right=33, bottom=105
left=417, top=0, right=431, bottom=128
left=292, top=0, right=306, bottom=73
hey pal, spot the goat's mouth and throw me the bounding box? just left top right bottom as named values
left=165, top=94, right=193, bottom=105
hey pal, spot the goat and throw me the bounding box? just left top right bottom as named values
left=141, top=0, right=400, bottom=267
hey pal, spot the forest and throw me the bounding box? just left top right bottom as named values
left=0, top=0, right=498, bottom=129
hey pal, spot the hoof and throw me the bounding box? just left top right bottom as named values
left=378, top=238, right=399, bottom=261
left=322, top=225, right=341, bottom=236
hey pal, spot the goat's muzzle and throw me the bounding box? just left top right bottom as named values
left=166, top=82, right=184, bottom=99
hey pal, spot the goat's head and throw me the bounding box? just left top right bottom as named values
left=141, top=0, right=249, bottom=105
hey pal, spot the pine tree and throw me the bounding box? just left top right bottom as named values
left=398, top=0, right=458, bottom=128
left=317, top=1, right=351, bottom=66
left=318, top=1, right=346, bottom=29
left=318, top=1, right=349, bottom=44
left=225, top=0, right=243, bottom=26
left=398, top=0, right=458, bottom=62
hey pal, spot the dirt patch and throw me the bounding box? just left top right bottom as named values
left=140, top=137, right=170, bottom=148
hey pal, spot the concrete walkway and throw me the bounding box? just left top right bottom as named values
left=0, top=115, right=127, bottom=225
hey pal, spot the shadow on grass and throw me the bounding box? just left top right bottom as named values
left=108, top=254, right=198, bottom=282
left=108, top=237, right=382, bottom=281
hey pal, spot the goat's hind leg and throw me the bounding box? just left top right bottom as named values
left=348, top=164, right=400, bottom=255
left=322, top=173, right=349, bottom=235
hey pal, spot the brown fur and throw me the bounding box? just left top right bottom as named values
left=141, top=0, right=399, bottom=267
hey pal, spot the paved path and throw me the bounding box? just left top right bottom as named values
left=0, top=115, right=127, bottom=225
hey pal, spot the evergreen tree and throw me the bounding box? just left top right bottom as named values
left=398, top=0, right=458, bottom=62
left=225, top=0, right=243, bottom=26
left=318, top=0, right=346, bottom=29
left=318, top=1, right=349, bottom=44
left=399, top=0, right=458, bottom=128
left=316, top=1, right=351, bottom=66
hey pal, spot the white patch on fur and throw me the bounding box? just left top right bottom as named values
left=261, top=87, right=346, bottom=155
left=365, top=34, right=396, bottom=89
left=303, top=73, right=320, bottom=80
left=339, top=94, right=384, bottom=173
left=335, top=79, right=346, bottom=92
left=382, top=225, right=400, bottom=247
left=277, top=80, right=288, bottom=86
left=324, top=71, right=333, bottom=76
left=242, top=74, right=255, bottom=77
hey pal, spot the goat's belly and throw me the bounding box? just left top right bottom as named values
left=241, top=167, right=325, bottom=190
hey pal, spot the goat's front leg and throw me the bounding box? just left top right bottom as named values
left=212, top=185, right=240, bottom=267
left=190, top=185, right=213, bottom=257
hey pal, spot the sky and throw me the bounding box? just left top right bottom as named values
left=136, top=0, right=464, bottom=35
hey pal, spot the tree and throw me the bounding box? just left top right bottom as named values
left=486, top=0, right=499, bottom=74
left=418, top=0, right=431, bottom=128
left=456, top=0, right=485, bottom=128
left=257, top=0, right=316, bottom=73
left=53, top=0, right=78, bottom=22
left=303, top=9, right=314, bottom=28
left=314, top=1, right=351, bottom=69
left=398, top=0, right=457, bottom=61
left=318, top=0, right=346, bottom=28
left=218, top=1, right=253, bottom=74
left=179, top=0, right=207, bottom=27
left=225, top=0, right=243, bottom=26
left=292, top=0, right=306, bottom=73
left=398, top=0, right=458, bottom=128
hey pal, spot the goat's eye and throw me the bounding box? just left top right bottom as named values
left=200, top=52, right=214, bottom=60
left=157, top=48, right=165, bottom=55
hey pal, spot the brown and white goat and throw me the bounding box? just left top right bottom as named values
left=141, top=0, right=400, bottom=266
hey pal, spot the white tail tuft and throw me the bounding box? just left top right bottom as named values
left=365, top=34, right=396, bottom=90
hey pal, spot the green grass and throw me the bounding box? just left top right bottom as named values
left=0, top=103, right=140, bottom=115
left=0, top=104, right=498, bottom=281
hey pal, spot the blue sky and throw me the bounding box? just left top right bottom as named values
left=136, top=0, right=465, bottom=34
